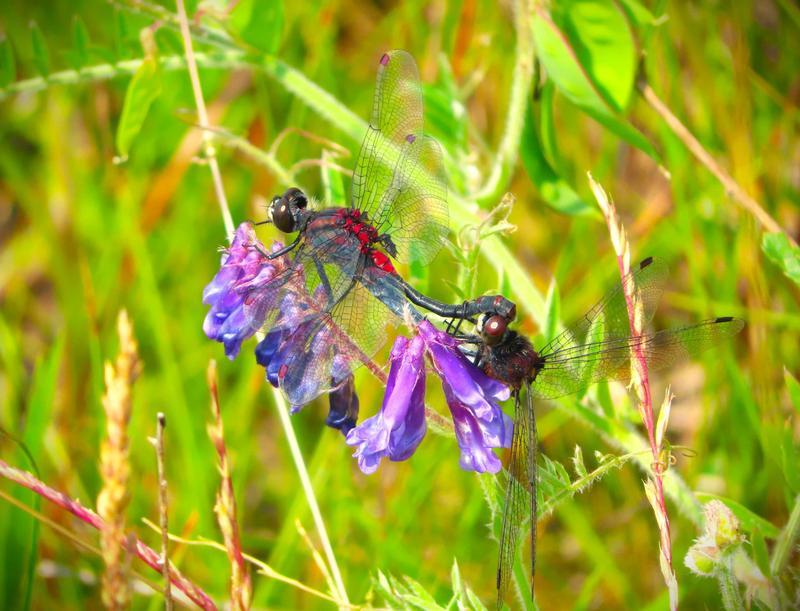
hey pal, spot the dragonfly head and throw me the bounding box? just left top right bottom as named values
left=268, top=188, right=309, bottom=233
left=477, top=313, right=510, bottom=347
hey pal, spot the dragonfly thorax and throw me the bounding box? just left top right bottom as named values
left=480, top=329, right=542, bottom=391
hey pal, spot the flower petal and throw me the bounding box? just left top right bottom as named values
left=202, top=222, right=285, bottom=359
left=419, top=320, right=510, bottom=419
left=346, top=335, right=427, bottom=473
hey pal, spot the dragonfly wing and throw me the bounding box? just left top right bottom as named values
left=351, top=50, right=448, bottom=265
left=532, top=317, right=744, bottom=400
left=497, top=388, right=537, bottom=609
left=272, top=267, right=404, bottom=406
left=375, top=135, right=448, bottom=265
left=537, top=257, right=669, bottom=359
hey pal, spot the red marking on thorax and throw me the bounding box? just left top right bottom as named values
left=334, top=209, right=392, bottom=271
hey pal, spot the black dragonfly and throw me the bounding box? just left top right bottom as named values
left=239, top=50, right=514, bottom=411
left=455, top=256, right=744, bottom=608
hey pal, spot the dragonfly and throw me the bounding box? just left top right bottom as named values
left=242, top=50, right=515, bottom=408
left=454, top=256, right=744, bottom=608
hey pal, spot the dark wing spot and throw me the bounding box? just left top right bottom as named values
left=640, top=256, right=654, bottom=269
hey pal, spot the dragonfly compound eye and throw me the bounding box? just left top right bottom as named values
left=271, top=190, right=299, bottom=233
left=481, top=314, right=508, bottom=345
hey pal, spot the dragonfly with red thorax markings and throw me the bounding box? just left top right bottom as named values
left=450, top=256, right=744, bottom=609
left=203, top=50, right=515, bottom=431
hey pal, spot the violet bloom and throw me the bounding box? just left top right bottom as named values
left=203, top=223, right=284, bottom=359
left=345, top=335, right=427, bottom=473
left=347, top=321, right=512, bottom=475
left=418, top=321, right=512, bottom=473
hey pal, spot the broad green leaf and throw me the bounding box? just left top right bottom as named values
left=0, top=36, right=15, bottom=87
left=559, top=0, right=637, bottom=112
left=68, top=16, right=90, bottom=70
left=229, top=0, right=284, bottom=54
left=762, top=232, right=800, bottom=286
left=30, top=22, right=50, bottom=76
left=695, top=493, right=781, bottom=538
left=520, top=104, right=596, bottom=216
left=617, top=0, right=657, bottom=29
left=531, top=7, right=659, bottom=160
left=115, top=57, right=162, bottom=158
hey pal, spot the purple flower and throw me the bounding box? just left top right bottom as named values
left=203, top=223, right=285, bottom=359
left=419, top=321, right=512, bottom=473
left=347, top=321, right=512, bottom=475
left=345, top=335, right=427, bottom=473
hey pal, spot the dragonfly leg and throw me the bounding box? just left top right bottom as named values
left=312, top=255, right=335, bottom=309
left=265, top=234, right=302, bottom=260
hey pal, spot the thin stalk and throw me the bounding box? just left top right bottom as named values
left=472, top=0, right=535, bottom=205
left=152, top=413, right=173, bottom=611
left=175, top=0, right=234, bottom=239
left=638, top=82, right=794, bottom=246
left=270, top=387, right=350, bottom=607
left=770, top=493, right=800, bottom=576
left=0, top=459, right=217, bottom=610
left=716, top=557, right=746, bottom=611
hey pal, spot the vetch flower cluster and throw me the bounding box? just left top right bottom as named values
left=346, top=320, right=512, bottom=474
left=203, top=222, right=359, bottom=433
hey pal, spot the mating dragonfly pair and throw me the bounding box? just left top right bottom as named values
left=203, top=50, right=743, bottom=607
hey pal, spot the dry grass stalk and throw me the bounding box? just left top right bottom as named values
left=0, top=458, right=216, bottom=610
left=589, top=175, right=678, bottom=610
left=150, top=412, right=173, bottom=610
left=97, top=310, right=141, bottom=609
left=207, top=360, right=252, bottom=610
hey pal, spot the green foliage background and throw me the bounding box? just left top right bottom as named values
left=0, top=0, right=798, bottom=609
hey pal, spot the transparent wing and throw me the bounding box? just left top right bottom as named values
left=239, top=227, right=408, bottom=405
left=537, top=257, right=669, bottom=359
left=532, top=317, right=744, bottom=399
left=351, top=50, right=449, bottom=265
left=374, top=135, right=448, bottom=265
left=496, top=388, right=537, bottom=609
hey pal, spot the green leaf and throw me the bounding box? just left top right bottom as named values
left=228, top=0, right=284, bottom=54
left=762, top=232, right=800, bottom=286
left=115, top=57, right=162, bottom=158
left=424, top=83, right=468, bottom=153
left=785, top=368, right=800, bottom=415
left=0, top=35, right=15, bottom=87
left=531, top=7, right=658, bottom=159
left=68, top=16, right=90, bottom=70
left=538, top=81, right=560, bottom=170
left=29, top=22, right=51, bottom=76
left=558, top=0, right=637, bottom=112
left=543, top=276, right=561, bottom=343
left=752, top=528, right=771, bottom=577
left=695, top=493, right=781, bottom=538
left=616, top=0, right=657, bottom=29
left=520, top=103, right=596, bottom=216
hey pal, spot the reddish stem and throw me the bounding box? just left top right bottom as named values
left=0, top=459, right=217, bottom=610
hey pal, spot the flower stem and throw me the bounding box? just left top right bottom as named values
left=270, top=387, right=350, bottom=607
left=175, top=0, right=234, bottom=240
left=716, top=557, right=745, bottom=611
left=638, top=81, right=793, bottom=246
left=472, top=0, right=535, bottom=205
